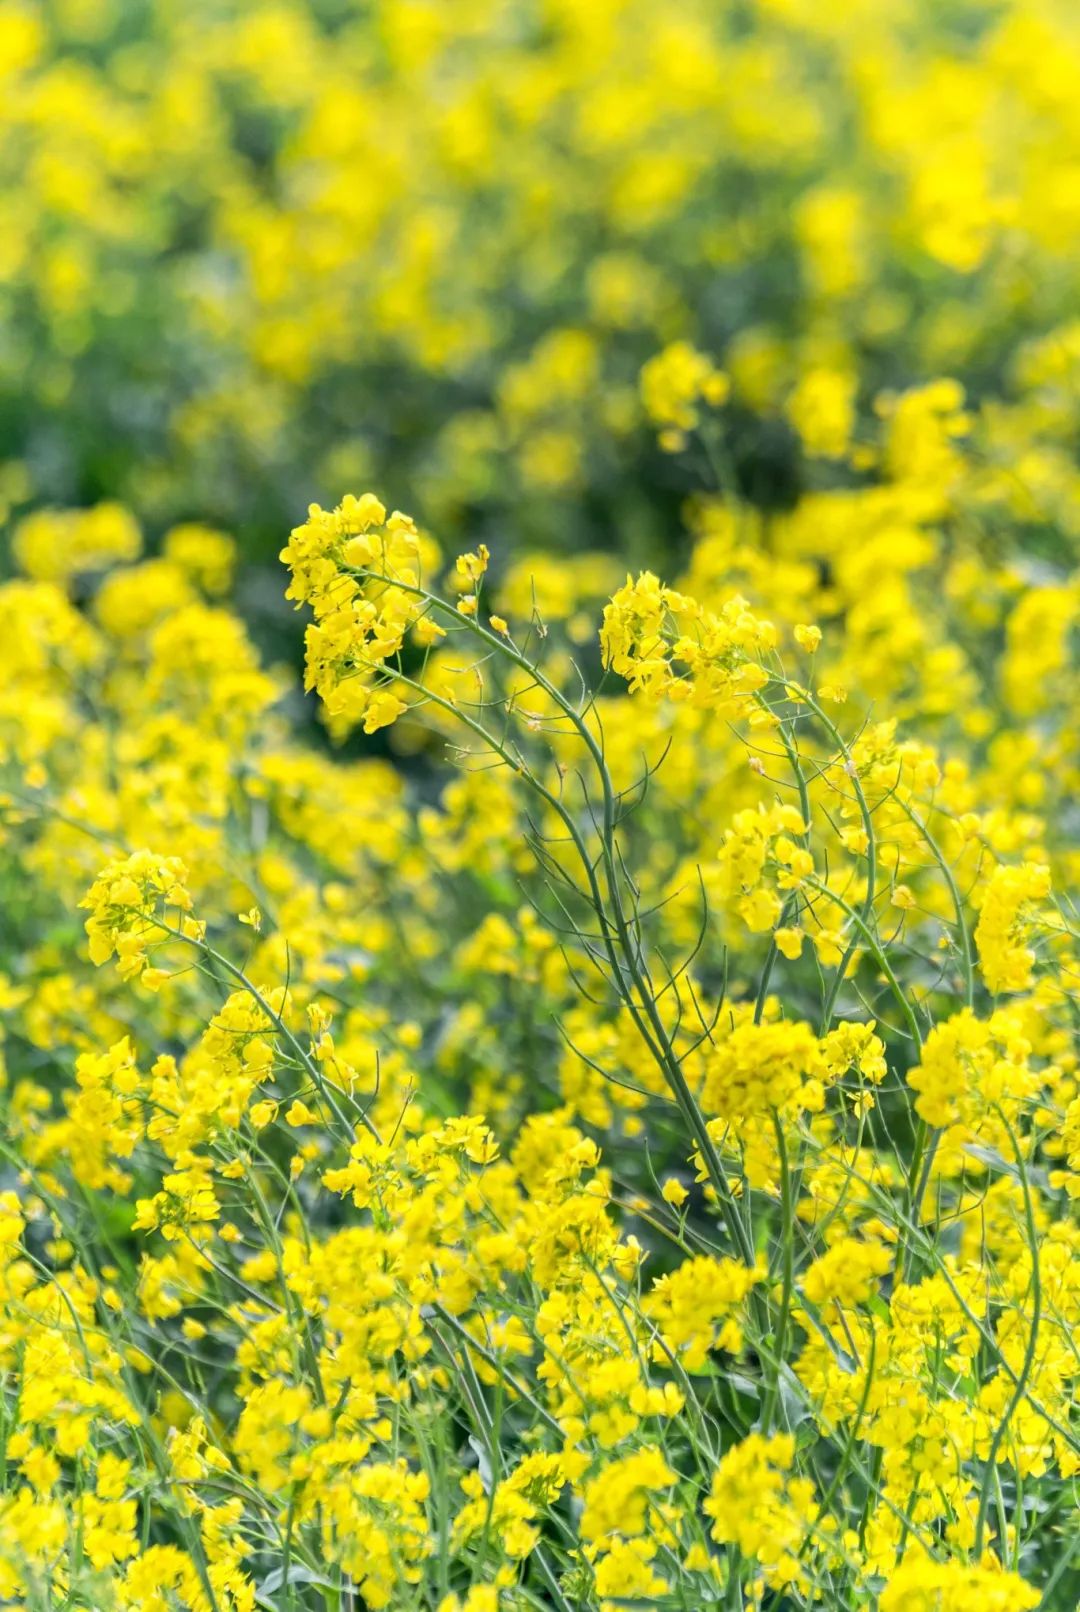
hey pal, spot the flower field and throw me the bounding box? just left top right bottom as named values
left=1, top=2, right=1079, bottom=1608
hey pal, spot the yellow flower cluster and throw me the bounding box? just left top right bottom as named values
left=3, top=0, right=1080, bottom=1591
left=599, top=570, right=775, bottom=707
left=13, top=502, right=142, bottom=583
left=640, top=340, right=730, bottom=452
left=975, top=861, right=1054, bottom=995
left=881, top=1558, right=1040, bottom=1612
left=704, top=1432, right=817, bottom=1592
left=80, top=851, right=203, bottom=989
left=281, top=492, right=430, bottom=733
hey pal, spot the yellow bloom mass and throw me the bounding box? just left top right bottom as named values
left=0, top=2, right=1077, bottom=1604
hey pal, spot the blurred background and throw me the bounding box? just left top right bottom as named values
left=3, top=0, right=1080, bottom=674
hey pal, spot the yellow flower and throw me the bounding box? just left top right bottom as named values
left=974, top=861, right=1052, bottom=994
